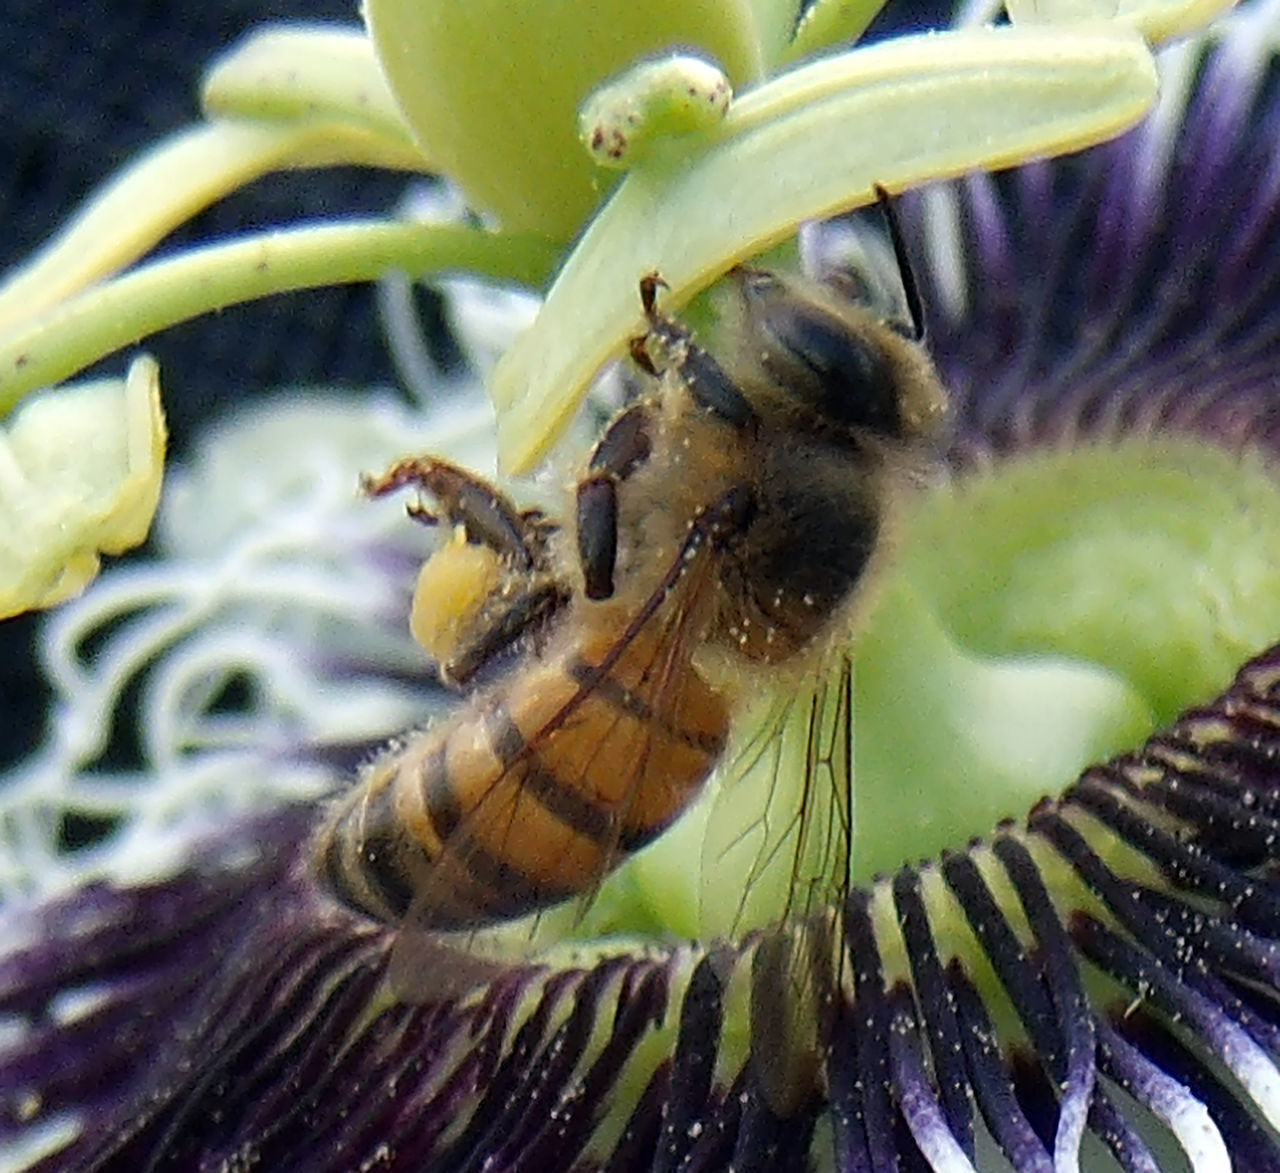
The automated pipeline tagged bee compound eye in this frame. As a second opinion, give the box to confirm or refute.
[765,305,904,439]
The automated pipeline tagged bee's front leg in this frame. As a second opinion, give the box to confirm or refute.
[630,272,759,432]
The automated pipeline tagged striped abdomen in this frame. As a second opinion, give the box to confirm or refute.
[318,618,729,929]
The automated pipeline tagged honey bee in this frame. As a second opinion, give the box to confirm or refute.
[316,203,947,935]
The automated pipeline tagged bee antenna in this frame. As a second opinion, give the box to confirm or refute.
[873,184,925,344]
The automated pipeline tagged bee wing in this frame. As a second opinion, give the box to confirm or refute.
[699,653,854,1117]
[387,530,728,1003]
[699,651,854,937]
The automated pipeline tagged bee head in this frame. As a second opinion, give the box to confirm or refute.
[730,268,947,445]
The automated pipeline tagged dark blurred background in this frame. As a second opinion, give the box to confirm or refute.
[0,0,410,772]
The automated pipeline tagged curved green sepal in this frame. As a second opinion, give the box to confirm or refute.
[0,121,431,344]
[201,25,422,152]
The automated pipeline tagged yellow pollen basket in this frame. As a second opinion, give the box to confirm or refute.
[409,526,505,666]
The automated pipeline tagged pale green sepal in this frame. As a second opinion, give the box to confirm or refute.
[0,122,430,342]
[201,25,422,153]
[580,55,732,169]
[493,25,1159,473]
[903,440,1280,726]
[0,356,166,619]
[362,0,767,239]
[0,223,559,416]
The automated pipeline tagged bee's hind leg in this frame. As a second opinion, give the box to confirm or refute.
[362,455,552,570]
[364,456,566,686]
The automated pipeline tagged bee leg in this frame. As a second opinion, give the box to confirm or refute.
[366,456,569,686]
[362,455,549,571]
[630,273,760,432]
[576,402,655,601]
[576,479,618,601]
[671,342,759,431]
[440,580,568,685]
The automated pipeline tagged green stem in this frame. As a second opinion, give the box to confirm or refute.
[0,221,559,414]
[0,122,431,337]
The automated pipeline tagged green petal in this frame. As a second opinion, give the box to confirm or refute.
[492,24,1159,473]
[847,580,1154,881]
[0,356,166,618]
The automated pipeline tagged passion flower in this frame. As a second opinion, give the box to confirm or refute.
[4,5,1280,1173]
